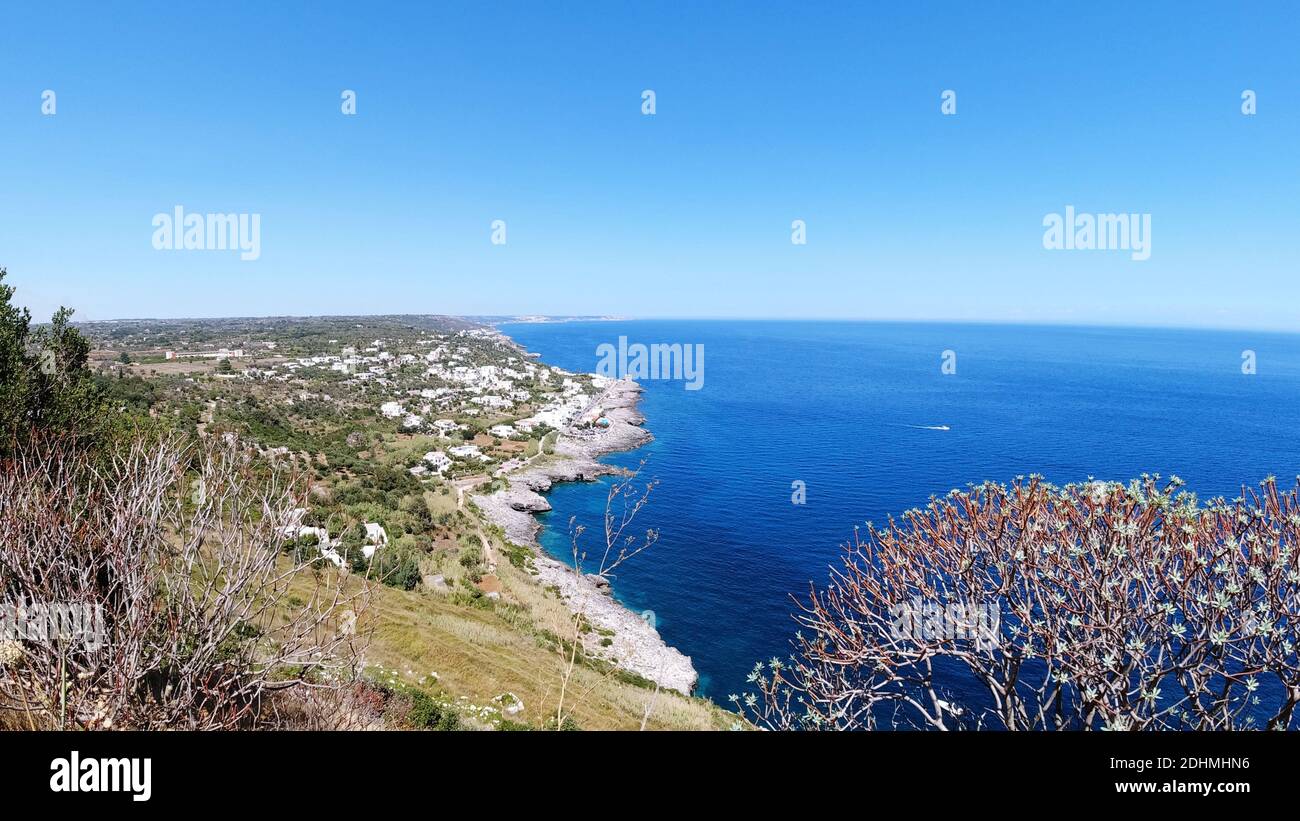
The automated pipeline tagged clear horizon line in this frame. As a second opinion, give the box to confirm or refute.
[60,312,1300,337]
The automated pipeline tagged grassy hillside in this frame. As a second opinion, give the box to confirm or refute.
[309,522,737,730]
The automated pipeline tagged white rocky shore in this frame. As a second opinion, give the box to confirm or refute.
[470,377,698,695]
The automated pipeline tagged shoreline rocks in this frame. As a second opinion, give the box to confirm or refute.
[470,377,699,695]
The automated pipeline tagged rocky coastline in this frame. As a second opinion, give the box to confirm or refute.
[470,377,699,695]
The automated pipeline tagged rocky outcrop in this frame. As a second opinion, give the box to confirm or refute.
[533,554,697,695]
[471,379,652,551]
[469,377,698,695]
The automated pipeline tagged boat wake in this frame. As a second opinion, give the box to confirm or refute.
[903,424,951,431]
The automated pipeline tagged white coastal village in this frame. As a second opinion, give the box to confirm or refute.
[251,327,620,566]
[68,315,702,711]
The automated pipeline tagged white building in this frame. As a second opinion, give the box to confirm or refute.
[472,394,512,409]
[433,419,462,434]
[362,523,389,559]
[423,451,452,473]
[449,444,489,462]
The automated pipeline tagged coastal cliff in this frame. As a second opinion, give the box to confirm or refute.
[471,378,699,696]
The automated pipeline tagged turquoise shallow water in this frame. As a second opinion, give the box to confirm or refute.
[500,319,1300,704]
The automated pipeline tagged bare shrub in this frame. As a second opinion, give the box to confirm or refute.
[737,475,1300,731]
[265,679,386,731]
[549,463,660,729]
[0,433,370,730]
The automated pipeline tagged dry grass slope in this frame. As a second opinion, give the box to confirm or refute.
[294,527,736,731]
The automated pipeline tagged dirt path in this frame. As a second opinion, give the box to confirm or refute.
[452,475,488,511]
[450,475,496,571]
[195,400,217,437]
[477,529,496,572]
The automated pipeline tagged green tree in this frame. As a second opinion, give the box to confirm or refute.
[0,267,103,454]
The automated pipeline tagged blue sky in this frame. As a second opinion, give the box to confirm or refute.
[1,1,1297,329]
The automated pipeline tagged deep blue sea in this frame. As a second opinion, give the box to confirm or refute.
[499,320,1300,704]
